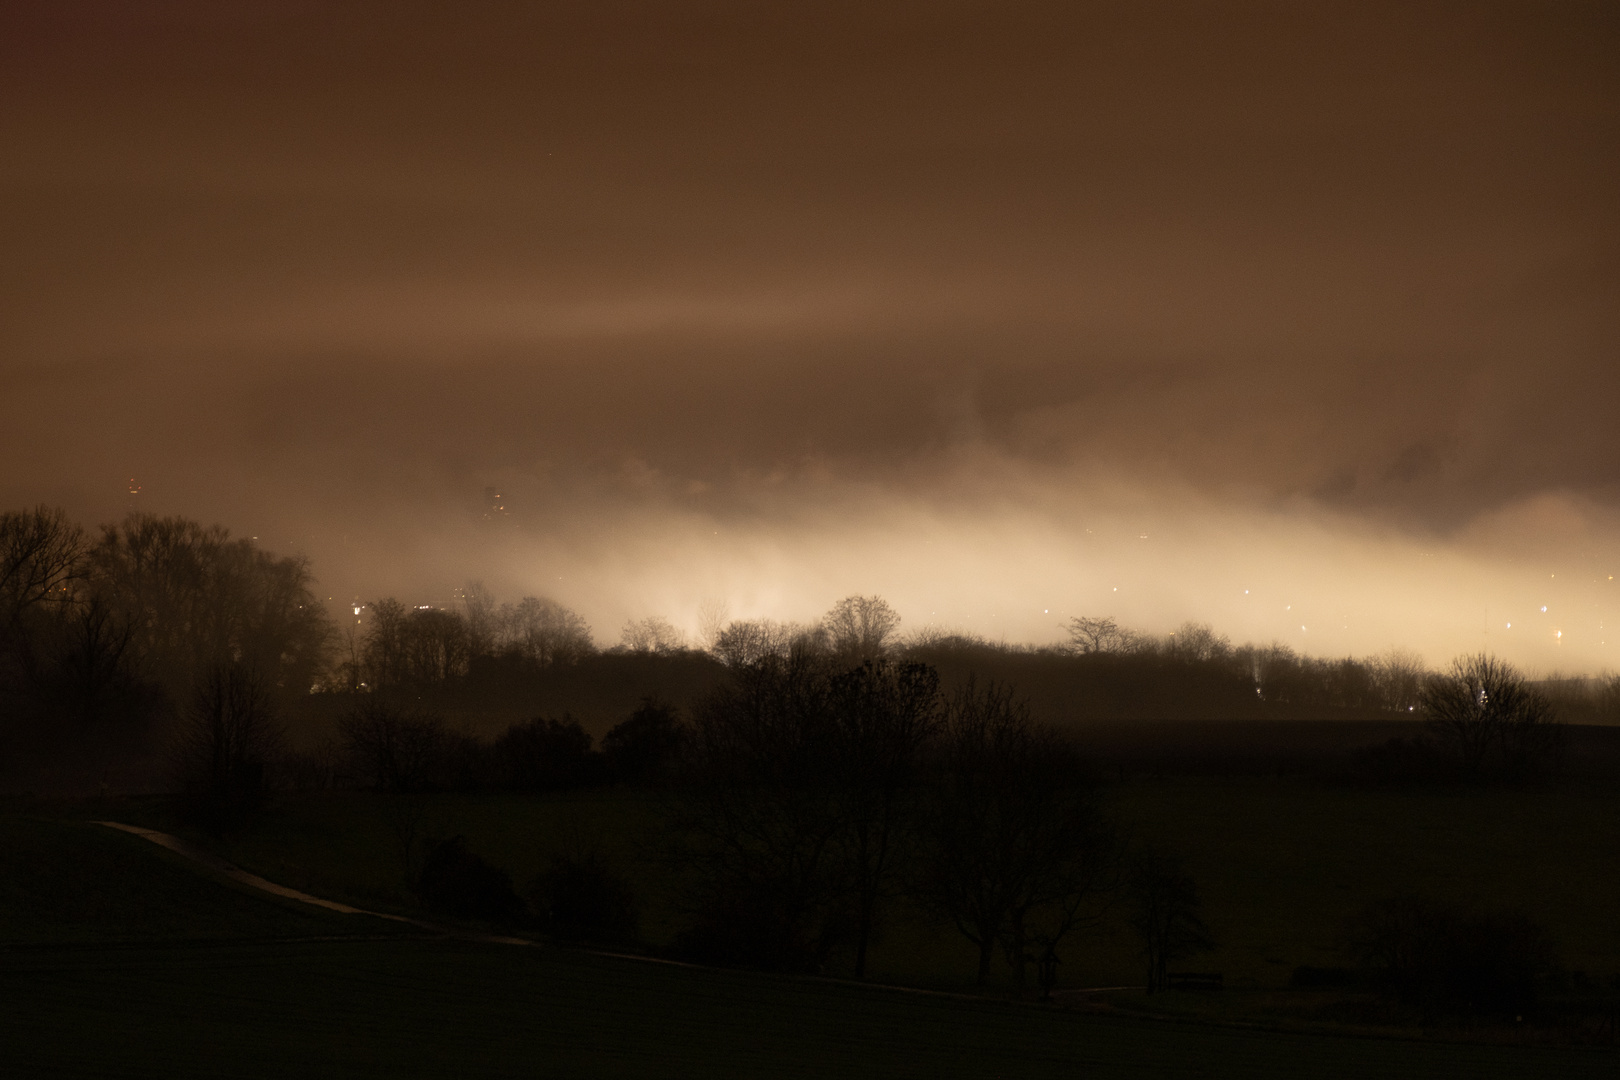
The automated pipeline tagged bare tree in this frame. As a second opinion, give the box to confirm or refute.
[173,663,283,827]
[670,645,846,969]
[1371,648,1427,713]
[0,506,87,626]
[496,596,594,666]
[823,595,901,662]
[400,607,470,686]
[697,598,730,651]
[1127,851,1214,993]
[1602,672,1620,724]
[621,615,685,654]
[340,698,451,884]
[461,580,499,657]
[828,659,941,978]
[1234,642,1294,701]
[51,597,138,727]
[1422,654,1562,780]
[916,679,1114,987]
[1065,616,1124,655]
[93,515,331,699]
[712,618,796,667]
[1167,621,1231,663]
[363,598,410,690]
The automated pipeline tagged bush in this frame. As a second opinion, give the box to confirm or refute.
[530,848,638,944]
[496,716,606,791]
[601,698,688,784]
[416,835,526,924]
[1347,895,1559,1020]
[340,700,450,792]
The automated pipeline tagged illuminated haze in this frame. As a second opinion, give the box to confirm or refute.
[3,2,1617,671]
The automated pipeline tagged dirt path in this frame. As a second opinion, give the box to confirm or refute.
[94,820,534,945]
[89,820,984,993]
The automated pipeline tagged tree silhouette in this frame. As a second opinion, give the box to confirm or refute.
[1065,616,1124,655]
[1126,851,1213,993]
[828,659,940,978]
[621,615,685,654]
[601,698,688,784]
[173,662,283,828]
[1423,654,1562,781]
[917,679,1113,986]
[671,644,845,970]
[823,595,901,662]
[93,514,331,700]
[0,506,86,626]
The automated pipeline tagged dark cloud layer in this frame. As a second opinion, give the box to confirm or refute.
[3,2,1617,664]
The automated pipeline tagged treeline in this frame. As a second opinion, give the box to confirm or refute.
[339,649,1174,993]
[0,508,329,786]
[5,505,1612,795]
[341,642,1581,1019]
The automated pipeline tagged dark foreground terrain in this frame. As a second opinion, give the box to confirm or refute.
[2,813,1615,1078]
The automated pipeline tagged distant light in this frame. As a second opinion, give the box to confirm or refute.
[1506,622,1511,629]
[1301,625,1307,631]
[1244,590,1249,594]
[1541,605,1548,612]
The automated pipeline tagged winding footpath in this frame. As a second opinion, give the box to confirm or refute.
[93,820,533,945]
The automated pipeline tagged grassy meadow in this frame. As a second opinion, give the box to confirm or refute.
[4,807,1618,1078]
[78,771,1620,996]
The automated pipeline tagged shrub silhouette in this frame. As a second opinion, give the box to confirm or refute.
[417,835,525,924]
[1347,895,1558,1020]
[497,716,604,791]
[530,848,638,944]
[601,698,688,784]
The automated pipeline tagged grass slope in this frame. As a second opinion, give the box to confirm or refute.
[2,806,1614,1077]
[5,939,1616,1079]
[0,814,403,944]
[98,777,1620,992]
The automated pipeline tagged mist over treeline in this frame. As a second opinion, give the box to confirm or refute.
[4,506,1619,797]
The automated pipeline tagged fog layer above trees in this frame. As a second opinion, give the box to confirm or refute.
[3,506,1618,797]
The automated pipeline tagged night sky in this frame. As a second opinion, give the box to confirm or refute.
[3,2,1617,668]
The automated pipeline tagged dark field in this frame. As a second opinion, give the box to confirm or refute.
[2,814,1615,1079]
[82,767,1620,992]
[9,714,1620,1073]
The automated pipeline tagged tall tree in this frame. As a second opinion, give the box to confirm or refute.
[173,662,283,827]
[671,644,845,970]
[823,595,901,662]
[1065,615,1124,655]
[1423,653,1562,780]
[496,596,594,666]
[828,659,941,978]
[916,679,1114,986]
[1127,851,1214,993]
[0,506,87,627]
[92,515,332,701]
